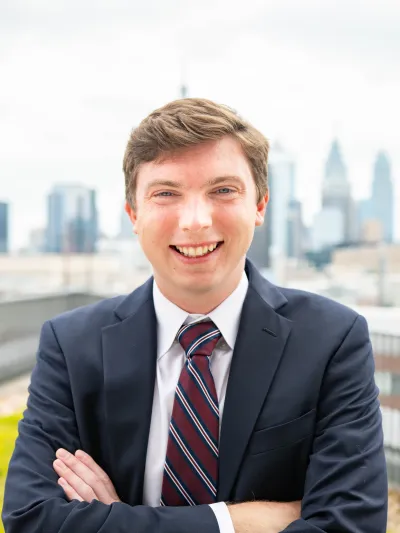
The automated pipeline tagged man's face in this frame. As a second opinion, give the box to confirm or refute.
[126,136,268,301]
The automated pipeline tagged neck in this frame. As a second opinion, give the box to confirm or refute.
[155,263,245,314]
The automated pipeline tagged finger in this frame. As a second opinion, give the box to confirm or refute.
[74,450,110,482]
[58,477,84,502]
[74,450,119,499]
[53,459,97,503]
[56,450,100,492]
[55,449,113,503]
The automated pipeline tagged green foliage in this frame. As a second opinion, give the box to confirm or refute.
[0,413,22,533]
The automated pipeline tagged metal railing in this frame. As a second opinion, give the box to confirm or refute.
[370,332,400,488]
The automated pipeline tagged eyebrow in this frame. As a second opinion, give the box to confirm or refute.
[207,176,244,186]
[145,175,244,192]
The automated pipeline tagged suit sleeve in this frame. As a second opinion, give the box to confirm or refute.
[281,314,388,533]
[1,320,219,533]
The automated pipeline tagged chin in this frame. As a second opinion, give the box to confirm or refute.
[177,271,216,287]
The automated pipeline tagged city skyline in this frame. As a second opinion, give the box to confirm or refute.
[0,139,398,252]
[1,138,396,260]
[46,184,98,254]
[1,1,400,248]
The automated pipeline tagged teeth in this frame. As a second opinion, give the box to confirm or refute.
[175,243,220,257]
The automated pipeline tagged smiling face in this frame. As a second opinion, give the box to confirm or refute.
[126,135,268,312]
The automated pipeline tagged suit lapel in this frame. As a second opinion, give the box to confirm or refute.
[218,263,293,501]
[101,261,292,504]
[102,279,157,505]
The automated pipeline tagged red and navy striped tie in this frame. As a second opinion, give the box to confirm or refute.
[160,320,222,506]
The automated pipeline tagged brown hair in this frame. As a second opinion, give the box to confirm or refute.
[123,98,269,208]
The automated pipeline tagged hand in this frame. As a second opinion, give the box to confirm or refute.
[53,448,121,505]
[228,500,301,533]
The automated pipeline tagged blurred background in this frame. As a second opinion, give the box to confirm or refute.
[1,0,400,530]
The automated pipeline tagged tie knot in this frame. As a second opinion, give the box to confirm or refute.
[178,320,222,359]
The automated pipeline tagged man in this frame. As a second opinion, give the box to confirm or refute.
[2,98,387,532]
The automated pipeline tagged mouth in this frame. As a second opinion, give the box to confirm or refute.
[170,241,223,259]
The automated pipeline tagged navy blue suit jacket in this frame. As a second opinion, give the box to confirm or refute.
[2,260,387,532]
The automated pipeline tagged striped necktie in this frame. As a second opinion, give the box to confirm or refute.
[160,320,222,506]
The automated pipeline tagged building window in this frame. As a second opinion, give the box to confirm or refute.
[375,372,392,395]
[382,407,400,450]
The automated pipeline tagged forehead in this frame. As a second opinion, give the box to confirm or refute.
[136,137,253,191]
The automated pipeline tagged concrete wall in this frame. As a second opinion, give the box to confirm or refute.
[0,253,151,299]
[0,293,103,342]
[0,293,104,383]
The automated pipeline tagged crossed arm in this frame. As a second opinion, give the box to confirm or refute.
[53,446,300,533]
[1,320,299,533]
[2,315,388,532]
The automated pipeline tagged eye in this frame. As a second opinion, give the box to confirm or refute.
[215,187,234,194]
[154,191,175,197]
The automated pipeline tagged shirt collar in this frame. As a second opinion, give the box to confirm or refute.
[153,271,249,360]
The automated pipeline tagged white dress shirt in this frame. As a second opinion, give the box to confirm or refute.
[142,272,249,533]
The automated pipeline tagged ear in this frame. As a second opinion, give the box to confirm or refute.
[255,190,269,227]
[125,201,138,234]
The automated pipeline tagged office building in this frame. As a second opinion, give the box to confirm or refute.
[268,143,296,257]
[0,202,9,253]
[312,207,344,251]
[321,140,356,243]
[287,199,304,260]
[46,185,98,253]
[371,152,394,243]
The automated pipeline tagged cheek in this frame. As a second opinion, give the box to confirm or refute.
[218,203,257,228]
[225,208,258,248]
[138,209,176,240]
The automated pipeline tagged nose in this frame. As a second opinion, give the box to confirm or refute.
[179,197,212,232]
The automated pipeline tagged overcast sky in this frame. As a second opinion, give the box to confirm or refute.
[1,0,399,249]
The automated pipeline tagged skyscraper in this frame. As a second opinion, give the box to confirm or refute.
[119,203,133,239]
[312,207,344,251]
[247,143,296,269]
[286,199,304,260]
[247,203,272,270]
[321,140,356,243]
[0,201,9,253]
[46,185,98,253]
[268,143,296,257]
[371,152,394,242]
[357,198,375,240]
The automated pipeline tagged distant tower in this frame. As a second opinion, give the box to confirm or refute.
[0,201,9,253]
[180,83,188,98]
[179,58,188,98]
[46,184,98,253]
[247,143,296,269]
[247,208,271,270]
[287,199,304,260]
[371,152,394,242]
[269,142,296,257]
[321,139,356,243]
[119,203,133,239]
